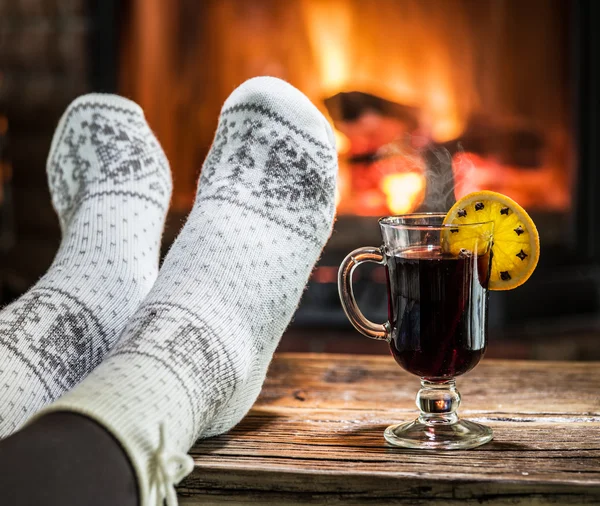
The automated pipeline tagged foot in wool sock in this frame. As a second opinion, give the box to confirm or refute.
[0,94,171,437]
[37,77,337,504]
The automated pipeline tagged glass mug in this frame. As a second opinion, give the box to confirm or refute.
[338,213,494,450]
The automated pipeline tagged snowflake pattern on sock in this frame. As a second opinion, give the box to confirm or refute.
[48,106,171,228]
[0,94,171,437]
[200,108,336,242]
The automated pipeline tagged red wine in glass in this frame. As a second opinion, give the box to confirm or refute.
[385,246,491,379]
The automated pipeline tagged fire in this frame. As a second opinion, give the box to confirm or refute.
[302,0,465,216]
[301,0,469,143]
[121,0,573,216]
[334,187,342,208]
[332,128,350,155]
[380,172,426,215]
[452,152,570,211]
[302,0,352,96]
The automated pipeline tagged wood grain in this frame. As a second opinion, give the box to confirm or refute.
[179,354,600,505]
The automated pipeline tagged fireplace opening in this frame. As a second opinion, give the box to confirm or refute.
[116,0,584,345]
[120,0,572,226]
[113,0,592,349]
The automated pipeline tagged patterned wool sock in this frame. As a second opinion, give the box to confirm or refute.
[35,77,337,505]
[0,94,171,438]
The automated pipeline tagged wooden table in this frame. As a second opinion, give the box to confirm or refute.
[179,354,600,505]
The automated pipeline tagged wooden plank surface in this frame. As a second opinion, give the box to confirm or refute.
[179,354,600,504]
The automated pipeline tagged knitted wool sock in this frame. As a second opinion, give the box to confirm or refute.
[36,77,337,505]
[0,94,171,438]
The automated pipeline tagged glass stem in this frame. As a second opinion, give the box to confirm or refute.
[416,378,461,425]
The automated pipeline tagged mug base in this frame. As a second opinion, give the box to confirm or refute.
[384,418,493,450]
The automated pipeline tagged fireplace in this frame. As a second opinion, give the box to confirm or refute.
[118,0,573,216]
[107,0,599,337]
[2,0,600,356]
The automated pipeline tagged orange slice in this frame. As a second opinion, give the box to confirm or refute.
[442,191,540,291]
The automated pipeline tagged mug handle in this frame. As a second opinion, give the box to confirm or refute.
[338,246,391,341]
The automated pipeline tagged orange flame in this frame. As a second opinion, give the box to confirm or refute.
[380,172,426,215]
[302,0,469,143]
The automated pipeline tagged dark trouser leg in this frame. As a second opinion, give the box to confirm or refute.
[0,413,138,506]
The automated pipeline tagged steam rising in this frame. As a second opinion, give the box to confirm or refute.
[375,138,477,213]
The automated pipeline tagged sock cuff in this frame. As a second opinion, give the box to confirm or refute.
[30,402,152,505]
[31,395,193,506]
[29,347,200,506]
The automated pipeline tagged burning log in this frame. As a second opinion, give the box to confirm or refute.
[325,91,420,131]
[446,115,569,210]
[324,91,455,214]
[452,115,547,169]
[324,91,421,158]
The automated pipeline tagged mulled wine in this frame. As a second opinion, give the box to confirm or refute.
[339,213,496,448]
[385,246,490,379]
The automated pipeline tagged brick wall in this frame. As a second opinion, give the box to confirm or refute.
[0,0,91,297]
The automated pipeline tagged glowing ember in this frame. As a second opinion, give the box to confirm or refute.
[332,128,350,155]
[452,152,569,211]
[380,172,426,215]
[335,146,428,215]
